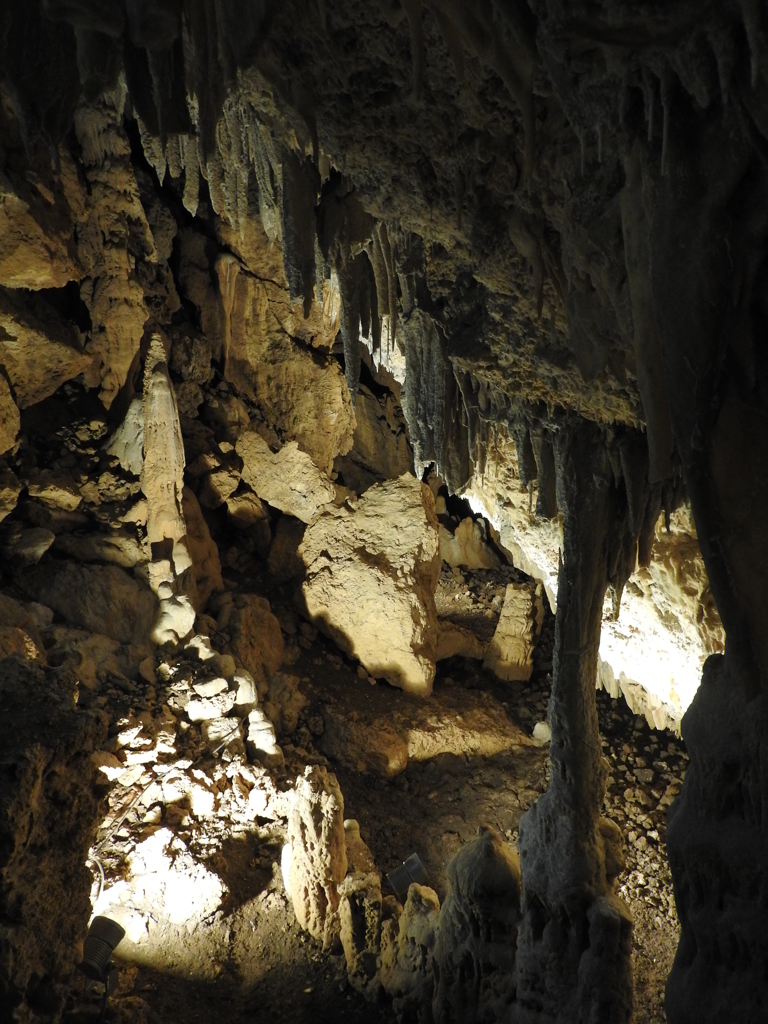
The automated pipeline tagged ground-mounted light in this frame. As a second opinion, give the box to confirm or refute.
[79,915,125,1007]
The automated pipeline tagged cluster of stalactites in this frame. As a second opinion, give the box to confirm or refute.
[508,408,688,615]
[541,0,767,182]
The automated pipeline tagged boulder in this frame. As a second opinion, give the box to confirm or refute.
[53,528,147,568]
[43,626,151,690]
[18,561,157,645]
[483,582,545,682]
[435,566,545,682]
[211,592,284,690]
[282,767,348,948]
[300,474,441,695]
[24,469,82,511]
[0,287,92,408]
[0,524,55,566]
[236,430,336,523]
[267,515,306,582]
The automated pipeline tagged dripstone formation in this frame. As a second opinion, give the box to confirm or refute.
[1,1,767,1022]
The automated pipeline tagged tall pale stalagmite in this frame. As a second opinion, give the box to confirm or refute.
[141,331,196,644]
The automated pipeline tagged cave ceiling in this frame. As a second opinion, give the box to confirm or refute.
[5,0,761,445]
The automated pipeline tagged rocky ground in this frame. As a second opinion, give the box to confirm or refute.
[55,588,684,1024]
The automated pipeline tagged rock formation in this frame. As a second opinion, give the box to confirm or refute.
[1,0,767,1019]
[300,473,441,695]
[282,766,348,950]
[0,659,106,1019]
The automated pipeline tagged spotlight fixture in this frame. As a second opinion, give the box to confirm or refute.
[386,852,430,903]
[79,915,125,1003]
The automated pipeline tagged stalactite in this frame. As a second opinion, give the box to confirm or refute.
[660,71,672,177]
[434,8,464,81]
[338,253,364,403]
[214,253,240,371]
[738,0,762,89]
[642,68,656,143]
[402,0,425,101]
[377,222,399,349]
[281,148,320,318]
[512,422,537,488]
[401,310,470,492]
[530,425,558,519]
[620,143,675,482]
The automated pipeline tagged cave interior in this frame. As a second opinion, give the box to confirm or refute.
[0,2,767,1023]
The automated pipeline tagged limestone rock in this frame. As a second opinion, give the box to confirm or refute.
[432,828,521,1024]
[435,565,542,671]
[212,592,284,690]
[181,487,223,610]
[25,469,82,511]
[339,820,382,990]
[0,459,21,520]
[300,474,441,695]
[201,392,251,443]
[0,170,81,289]
[319,683,529,778]
[282,767,348,948]
[0,376,19,455]
[262,671,308,736]
[54,528,147,568]
[379,883,440,1020]
[198,453,242,510]
[18,561,157,645]
[483,582,545,682]
[0,524,54,566]
[0,659,106,1019]
[334,384,411,493]
[237,431,336,523]
[226,488,269,529]
[43,626,151,690]
[105,397,144,476]
[151,593,196,645]
[0,287,92,408]
[0,593,46,662]
[439,517,501,570]
[267,515,306,582]
[246,707,283,765]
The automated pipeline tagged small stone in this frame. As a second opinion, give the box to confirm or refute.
[357,665,368,680]
[532,721,551,745]
[192,677,229,698]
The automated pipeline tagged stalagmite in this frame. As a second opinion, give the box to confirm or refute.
[141,332,196,644]
[516,421,633,1024]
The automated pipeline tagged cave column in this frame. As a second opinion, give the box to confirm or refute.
[515,420,633,1024]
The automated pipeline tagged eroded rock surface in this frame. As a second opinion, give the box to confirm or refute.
[237,430,336,524]
[282,766,348,949]
[0,659,106,1020]
[300,474,441,695]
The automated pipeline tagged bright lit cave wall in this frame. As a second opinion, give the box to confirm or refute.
[1,2,768,1024]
